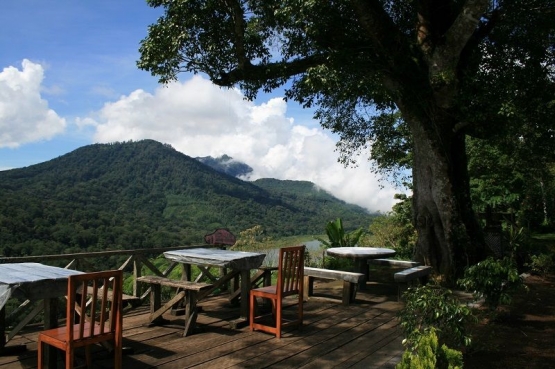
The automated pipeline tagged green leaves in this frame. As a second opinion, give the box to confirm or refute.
[398,285,475,351]
[458,257,527,310]
[317,217,365,248]
[526,253,555,276]
[397,328,464,369]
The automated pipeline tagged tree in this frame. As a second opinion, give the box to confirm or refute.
[467,136,555,231]
[138,1,555,280]
[366,195,416,259]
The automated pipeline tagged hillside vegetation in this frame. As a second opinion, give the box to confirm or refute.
[0,140,376,257]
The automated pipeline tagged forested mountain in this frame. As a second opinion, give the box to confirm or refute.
[0,140,375,257]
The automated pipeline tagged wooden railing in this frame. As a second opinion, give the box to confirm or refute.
[1,243,281,348]
[0,244,224,298]
[0,244,228,344]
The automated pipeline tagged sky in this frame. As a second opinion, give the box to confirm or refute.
[0,0,401,213]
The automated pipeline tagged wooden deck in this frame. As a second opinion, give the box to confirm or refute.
[1,280,404,368]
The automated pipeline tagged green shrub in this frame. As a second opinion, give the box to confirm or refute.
[396,329,464,369]
[316,218,365,248]
[458,256,527,310]
[364,195,416,259]
[323,254,354,271]
[526,253,555,276]
[398,284,474,350]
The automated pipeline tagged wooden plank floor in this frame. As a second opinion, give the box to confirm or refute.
[0,280,404,368]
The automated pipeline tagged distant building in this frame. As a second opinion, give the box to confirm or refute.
[204,228,236,246]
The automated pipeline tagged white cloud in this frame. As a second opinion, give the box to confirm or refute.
[86,75,399,213]
[0,60,66,148]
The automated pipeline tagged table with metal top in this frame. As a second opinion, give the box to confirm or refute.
[326,247,396,290]
[163,248,266,327]
[0,262,83,364]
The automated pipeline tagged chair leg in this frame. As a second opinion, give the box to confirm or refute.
[249,293,255,331]
[37,340,43,369]
[85,345,91,368]
[275,299,282,339]
[271,299,277,320]
[114,341,122,369]
[66,347,74,369]
[298,294,303,327]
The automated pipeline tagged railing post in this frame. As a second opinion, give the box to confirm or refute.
[133,257,142,298]
[181,264,191,281]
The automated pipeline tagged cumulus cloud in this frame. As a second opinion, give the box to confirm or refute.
[85,75,399,212]
[0,59,66,148]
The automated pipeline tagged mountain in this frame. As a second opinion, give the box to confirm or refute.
[0,140,375,258]
[196,154,253,177]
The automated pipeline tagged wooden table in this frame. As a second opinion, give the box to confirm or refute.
[0,263,83,366]
[163,248,266,328]
[326,247,396,290]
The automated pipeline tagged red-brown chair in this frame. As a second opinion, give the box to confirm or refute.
[249,245,305,338]
[37,270,123,369]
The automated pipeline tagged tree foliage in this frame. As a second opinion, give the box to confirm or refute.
[468,137,555,230]
[364,194,416,259]
[138,1,555,279]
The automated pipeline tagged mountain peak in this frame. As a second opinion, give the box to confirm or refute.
[196,155,253,178]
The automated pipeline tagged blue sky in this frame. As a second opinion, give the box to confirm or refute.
[0,0,399,212]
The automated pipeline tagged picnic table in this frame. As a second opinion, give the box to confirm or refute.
[326,247,396,289]
[0,263,83,366]
[163,248,265,327]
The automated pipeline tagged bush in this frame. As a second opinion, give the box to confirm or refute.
[396,328,464,369]
[526,253,555,276]
[398,284,474,350]
[322,254,354,271]
[365,214,415,259]
[458,256,527,310]
[317,218,365,248]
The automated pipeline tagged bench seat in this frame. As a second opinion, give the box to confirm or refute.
[394,266,433,300]
[137,276,213,336]
[368,258,422,268]
[303,267,364,305]
[85,286,140,305]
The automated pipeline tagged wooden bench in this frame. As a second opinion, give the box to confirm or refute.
[303,267,365,305]
[85,286,140,308]
[137,276,213,336]
[394,266,433,300]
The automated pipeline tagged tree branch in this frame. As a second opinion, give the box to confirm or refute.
[415,0,437,56]
[223,0,249,69]
[443,0,489,59]
[349,0,408,70]
[213,54,326,87]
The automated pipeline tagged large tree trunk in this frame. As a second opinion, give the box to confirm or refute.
[403,109,486,282]
[351,0,490,281]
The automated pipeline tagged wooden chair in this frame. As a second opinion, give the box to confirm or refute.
[249,245,305,338]
[37,270,123,369]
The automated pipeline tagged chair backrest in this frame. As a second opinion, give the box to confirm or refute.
[277,245,305,298]
[66,270,123,342]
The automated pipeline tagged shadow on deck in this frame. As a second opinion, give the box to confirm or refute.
[1,279,404,368]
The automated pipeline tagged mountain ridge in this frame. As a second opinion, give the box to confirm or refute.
[0,140,375,258]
